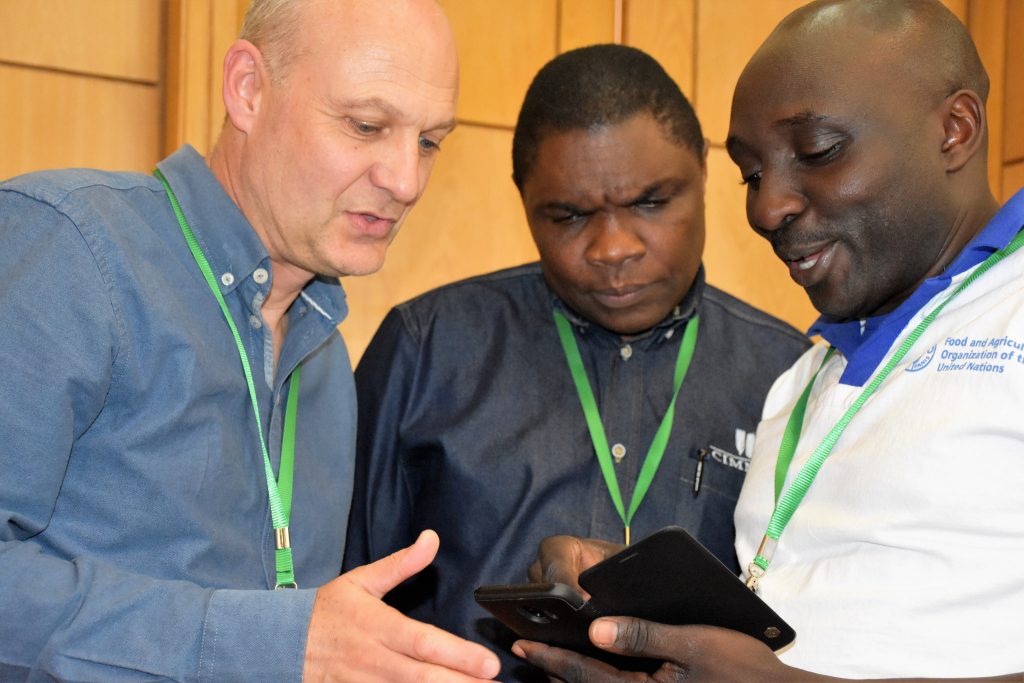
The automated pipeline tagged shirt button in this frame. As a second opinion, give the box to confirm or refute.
[253,268,269,284]
[611,443,627,462]
[221,272,235,286]
[250,315,262,329]
[620,344,633,361]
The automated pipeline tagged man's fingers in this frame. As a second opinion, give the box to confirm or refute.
[529,535,623,596]
[345,529,440,598]
[527,557,545,583]
[373,658,500,683]
[591,617,707,662]
[381,604,500,679]
[513,639,644,683]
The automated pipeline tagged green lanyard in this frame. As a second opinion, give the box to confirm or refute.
[554,309,699,545]
[746,227,1024,592]
[155,169,301,589]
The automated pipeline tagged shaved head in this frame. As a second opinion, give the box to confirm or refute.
[240,0,453,84]
[763,0,988,104]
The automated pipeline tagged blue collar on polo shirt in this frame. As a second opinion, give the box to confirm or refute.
[810,188,1024,387]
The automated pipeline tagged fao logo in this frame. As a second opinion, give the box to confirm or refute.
[906,344,937,372]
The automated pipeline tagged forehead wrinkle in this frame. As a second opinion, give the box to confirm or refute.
[329,95,403,119]
[550,178,676,209]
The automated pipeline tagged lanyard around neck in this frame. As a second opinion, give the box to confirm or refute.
[154,169,301,589]
[747,227,1024,591]
[554,309,699,545]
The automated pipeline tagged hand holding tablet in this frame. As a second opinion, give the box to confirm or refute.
[475,526,794,670]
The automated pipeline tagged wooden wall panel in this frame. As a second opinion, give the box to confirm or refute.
[623,0,695,96]
[0,0,161,82]
[969,0,1007,199]
[559,0,617,51]
[1003,0,1024,163]
[441,0,557,127]
[1004,162,1024,203]
[0,64,160,178]
[704,147,818,332]
[694,1,806,145]
[164,0,248,157]
[164,0,215,156]
[339,125,538,358]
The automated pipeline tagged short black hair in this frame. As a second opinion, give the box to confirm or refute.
[512,43,704,190]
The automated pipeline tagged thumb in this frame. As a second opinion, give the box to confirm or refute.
[346,529,439,598]
[590,617,698,662]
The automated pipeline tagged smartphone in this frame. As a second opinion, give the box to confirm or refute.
[474,526,795,665]
[472,582,602,655]
[473,582,661,671]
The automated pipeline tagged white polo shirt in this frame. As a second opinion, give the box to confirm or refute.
[736,218,1024,677]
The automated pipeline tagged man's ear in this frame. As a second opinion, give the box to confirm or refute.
[940,89,986,173]
[222,39,266,134]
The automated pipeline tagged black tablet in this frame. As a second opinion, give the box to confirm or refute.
[474,526,794,667]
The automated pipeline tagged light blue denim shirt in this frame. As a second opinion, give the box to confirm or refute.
[0,146,356,681]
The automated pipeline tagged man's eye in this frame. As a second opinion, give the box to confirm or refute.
[740,172,761,191]
[551,210,587,224]
[632,197,666,210]
[799,142,842,164]
[350,120,380,135]
[418,136,440,153]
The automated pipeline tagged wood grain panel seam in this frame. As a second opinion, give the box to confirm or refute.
[614,0,623,43]
[0,59,159,88]
[620,0,630,43]
[691,0,699,109]
[556,0,563,53]
[453,119,515,132]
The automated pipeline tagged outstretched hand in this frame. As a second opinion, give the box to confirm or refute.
[303,529,501,682]
[513,618,815,683]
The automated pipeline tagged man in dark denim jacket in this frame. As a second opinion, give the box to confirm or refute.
[344,44,810,682]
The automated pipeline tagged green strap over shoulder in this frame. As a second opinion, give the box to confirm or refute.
[155,168,300,589]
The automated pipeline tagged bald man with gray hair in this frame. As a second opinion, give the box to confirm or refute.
[0,0,499,680]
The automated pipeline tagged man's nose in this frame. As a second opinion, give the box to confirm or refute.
[370,135,423,205]
[747,173,807,235]
[585,213,645,267]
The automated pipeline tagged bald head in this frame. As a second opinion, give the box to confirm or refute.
[761,0,987,105]
[240,0,455,84]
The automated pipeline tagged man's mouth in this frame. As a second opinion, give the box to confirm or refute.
[347,211,399,238]
[593,283,650,308]
[782,242,837,287]
[793,252,821,270]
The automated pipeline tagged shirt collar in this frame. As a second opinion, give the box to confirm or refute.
[810,187,1024,385]
[155,145,346,323]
